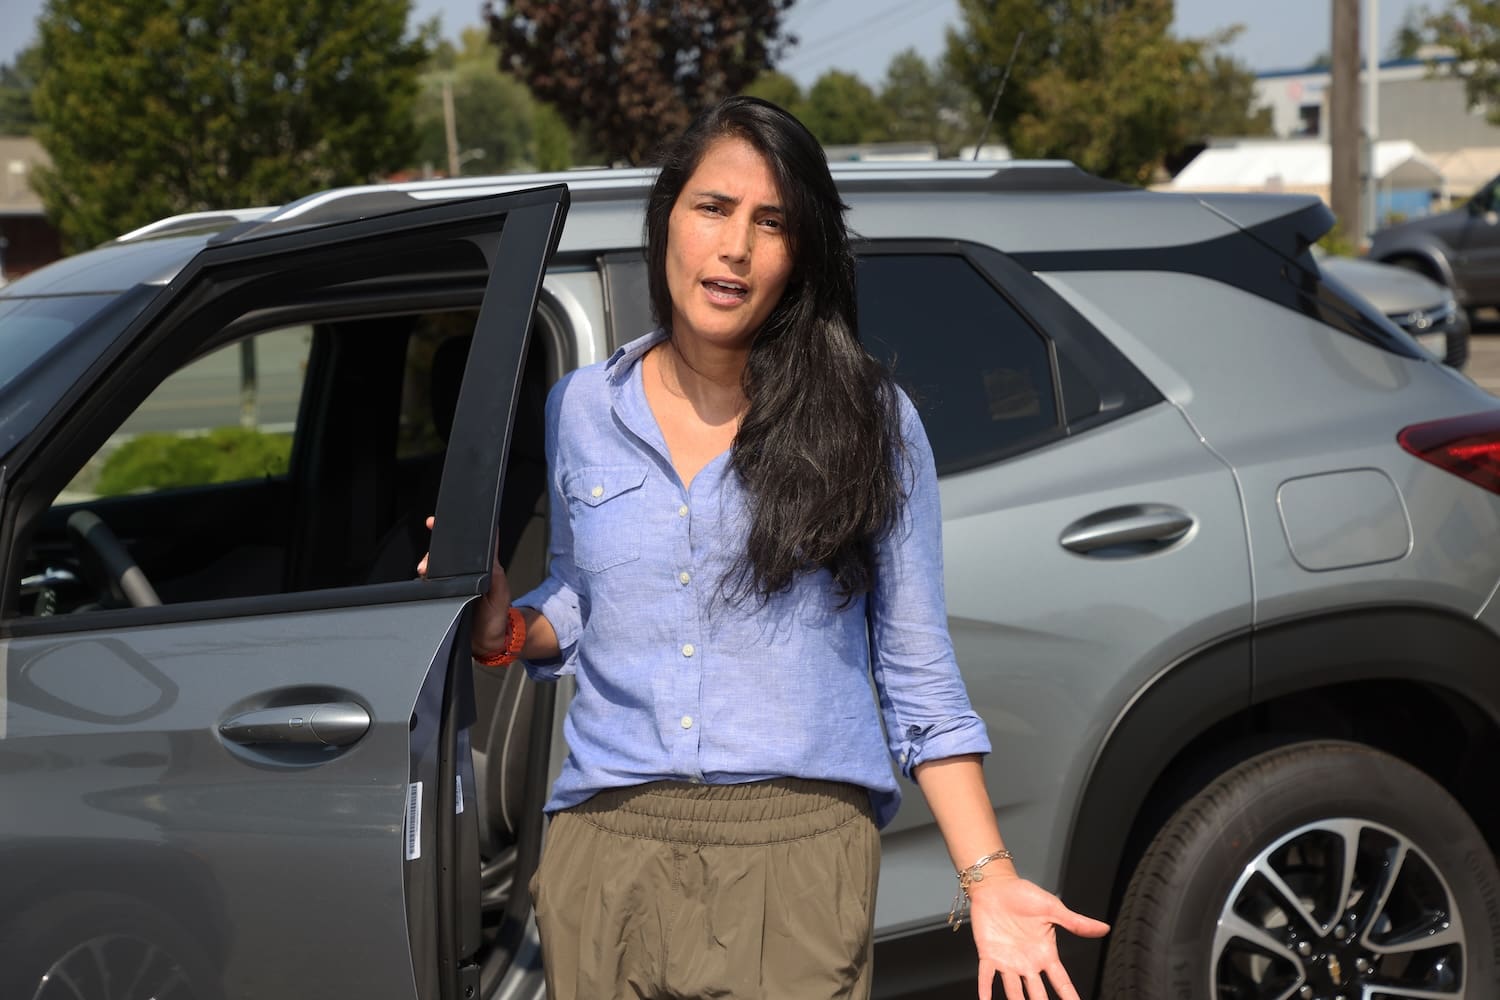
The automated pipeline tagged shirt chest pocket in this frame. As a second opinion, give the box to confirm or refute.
[564,465,649,573]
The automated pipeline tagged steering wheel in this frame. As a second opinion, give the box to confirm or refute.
[65,510,162,608]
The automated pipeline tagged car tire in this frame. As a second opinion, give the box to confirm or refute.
[1101,740,1500,999]
[0,891,220,1000]
[1447,305,1472,369]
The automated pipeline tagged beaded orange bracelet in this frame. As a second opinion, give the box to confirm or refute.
[475,607,526,667]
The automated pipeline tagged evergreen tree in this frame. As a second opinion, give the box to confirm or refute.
[32,0,429,250]
[0,44,42,136]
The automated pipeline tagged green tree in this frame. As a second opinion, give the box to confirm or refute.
[485,0,795,165]
[1430,1,1500,126]
[800,70,888,146]
[879,49,981,157]
[1391,8,1426,60]
[0,44,42,136]
[31,0,430,251]
[1185,33,1274,140]
[742,70,804,116]
[412,27,572,175]
[946,0,1267,183]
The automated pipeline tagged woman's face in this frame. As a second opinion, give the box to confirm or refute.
[665,136,794,351]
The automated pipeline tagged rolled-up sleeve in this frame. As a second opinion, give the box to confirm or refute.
[869,394,991,779]
[512,377,584,681]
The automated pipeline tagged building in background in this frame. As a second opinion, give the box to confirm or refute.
[0,136,61,282]
[1255,55,1500,200]
[1165,138,1444,222]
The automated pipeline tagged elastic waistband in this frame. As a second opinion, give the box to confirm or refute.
[564,779,872,846]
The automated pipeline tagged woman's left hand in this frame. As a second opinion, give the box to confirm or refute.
[967,873,1110,1000]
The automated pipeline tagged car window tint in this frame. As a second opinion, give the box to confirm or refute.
[57,327,312,503]
[857,254,1059,473]
[396,312,481,461]
[0,294,116,395]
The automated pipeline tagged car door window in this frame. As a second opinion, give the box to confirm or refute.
[857,253,1061,473]
[5,188,569,625]
[59,326,311,503]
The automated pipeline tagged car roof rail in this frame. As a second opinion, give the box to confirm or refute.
[161,159,1134,247]
[115,208,278,243]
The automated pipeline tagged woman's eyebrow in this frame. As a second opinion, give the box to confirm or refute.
[692,190,783,214]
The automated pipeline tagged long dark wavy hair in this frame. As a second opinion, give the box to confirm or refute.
[645,96,906,604]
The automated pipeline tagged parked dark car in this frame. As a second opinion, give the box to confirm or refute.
[1369,173,1500,319]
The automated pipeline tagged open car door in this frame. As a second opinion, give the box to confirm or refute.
[0,185,567,1000]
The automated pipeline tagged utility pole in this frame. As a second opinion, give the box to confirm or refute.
[1331,0,1362,246]
[443,79,461,178]
[1364,0,1381,238]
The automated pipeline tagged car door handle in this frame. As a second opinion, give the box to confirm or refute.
[1059,504,1195,555]
[219,702,371,747]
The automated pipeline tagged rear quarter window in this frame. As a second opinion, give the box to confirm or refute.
[857,253,1061,473]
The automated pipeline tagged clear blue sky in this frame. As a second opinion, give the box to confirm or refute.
[0,0,1430,80]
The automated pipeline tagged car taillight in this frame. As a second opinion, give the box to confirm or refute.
[1399,410,1500,495]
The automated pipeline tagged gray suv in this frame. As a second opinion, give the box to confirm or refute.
[4,161,1500,1000]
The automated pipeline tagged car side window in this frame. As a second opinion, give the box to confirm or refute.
[15,311,490,618]
[58,327,312,502]
[857,253,1060,474]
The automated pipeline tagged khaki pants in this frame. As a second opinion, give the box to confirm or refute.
[530,778,881,1000]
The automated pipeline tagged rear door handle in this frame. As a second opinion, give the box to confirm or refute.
[1059,504,1194,555]
[219,702,371,747]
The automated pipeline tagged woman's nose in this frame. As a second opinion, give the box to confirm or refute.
[718,220,752,261]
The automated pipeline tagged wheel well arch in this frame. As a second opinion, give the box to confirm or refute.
[0,843,231,968]
[1054,606,1500,998]
[1375,249,1455,290]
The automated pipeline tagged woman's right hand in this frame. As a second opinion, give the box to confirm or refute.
[417,516,513,658]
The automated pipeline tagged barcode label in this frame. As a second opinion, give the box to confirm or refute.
[404,781,423,861]
[455,774,464,815]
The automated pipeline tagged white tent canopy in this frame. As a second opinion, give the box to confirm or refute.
[1169,139,1443,191]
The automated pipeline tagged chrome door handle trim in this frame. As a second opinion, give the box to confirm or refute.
[1059,505,1194,554]
[219,702,371,747]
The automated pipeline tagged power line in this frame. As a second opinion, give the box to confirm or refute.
[781,0,949,72]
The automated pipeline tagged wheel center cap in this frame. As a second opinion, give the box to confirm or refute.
[1326,952,1345,986]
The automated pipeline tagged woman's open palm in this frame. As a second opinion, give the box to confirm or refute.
[969,876,1109,1000]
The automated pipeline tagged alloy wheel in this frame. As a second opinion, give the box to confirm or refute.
[28,933,197,1000]
[1212,817,1464,999]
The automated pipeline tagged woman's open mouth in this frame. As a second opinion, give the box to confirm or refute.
[702,278,748,305]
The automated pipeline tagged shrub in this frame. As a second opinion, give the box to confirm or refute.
[96,427,293,496]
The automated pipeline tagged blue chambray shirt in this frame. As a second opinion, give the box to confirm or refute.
[512,331,990,828]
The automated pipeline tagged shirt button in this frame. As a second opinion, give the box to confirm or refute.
[678,505,689,517]
[681,715,693,729]
[591,485,603,498]
[681,643,695,657]
[678,571,691,585]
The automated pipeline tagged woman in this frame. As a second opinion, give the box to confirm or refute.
[431,96,1108,1000]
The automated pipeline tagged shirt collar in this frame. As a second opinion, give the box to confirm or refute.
[605,329,668,385]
